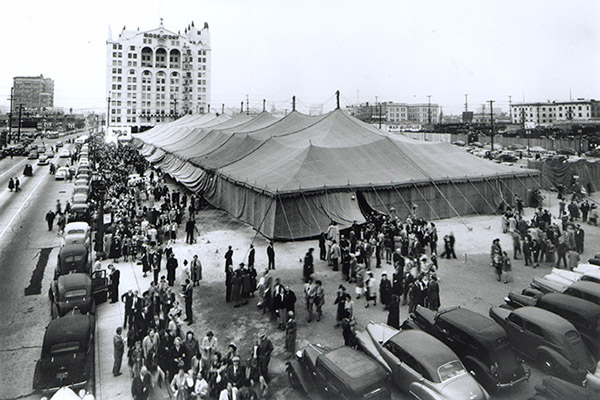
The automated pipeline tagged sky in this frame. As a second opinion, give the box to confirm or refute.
[1,0,599,114]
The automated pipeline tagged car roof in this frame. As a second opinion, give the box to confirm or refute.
[57,273,91,291]
[60,243,88,255]
[42,314,94,354]
[513,307,574,332]
[65,222,89,230]
[541,293,600,320]
[569,281,600,295]
[438,308,506,346]
[391,330,458,380]
[317,346,388,392]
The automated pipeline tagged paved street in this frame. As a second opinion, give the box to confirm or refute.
[0,135,80,400]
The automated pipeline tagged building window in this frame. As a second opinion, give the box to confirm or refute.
[155,48,167,68]
[141,47,153,67]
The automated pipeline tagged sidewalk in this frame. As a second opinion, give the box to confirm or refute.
[94,256,170,400]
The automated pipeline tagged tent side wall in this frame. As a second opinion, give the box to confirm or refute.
[201,175,277,238]
[359,175,540,222]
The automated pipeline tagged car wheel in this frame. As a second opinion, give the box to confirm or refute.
[287,368,301,389]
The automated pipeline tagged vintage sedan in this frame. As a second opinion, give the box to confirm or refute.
[528,374,600,400]
[48,272,107,318]
[68,203,91,224]
[402,306,529,392]
[531,279,600,307]
[489,306,596,383]
[286,343,391,399]
[56,243,90,278]
[63,222,90,247]
[55,167,69,180]
[33,313,95,394]
[356,323,489,400]
[504,292,600,358]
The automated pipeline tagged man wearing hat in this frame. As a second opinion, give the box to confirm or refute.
[285,311,297,353]
[257,331,273,382]
[224,356,245,388]
[303,248,314,282]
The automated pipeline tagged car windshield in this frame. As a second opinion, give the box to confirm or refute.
[437,361,466,382]
[64,289,87,299]
[50,341,80,354]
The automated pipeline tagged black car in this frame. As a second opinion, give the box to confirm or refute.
[528,374,600,400]
[286,344,391,399]
[68,203,91,224]
[56,244,90,278]
[49,271,108,318]
[531,279,600,307]
[504,292,600,357]
[489,306,596,384]
[402,306,529,392]
[33,313,95,394]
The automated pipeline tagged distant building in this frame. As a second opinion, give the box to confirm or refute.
[106,19,211,130]
[510,99,600,127]
[12,75,54,113]
[348,102,440,124]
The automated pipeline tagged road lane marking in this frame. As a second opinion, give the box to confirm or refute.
[0,171,47,241]
[0,158,27,179]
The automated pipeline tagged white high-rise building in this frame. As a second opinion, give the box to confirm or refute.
[106,19,211,131]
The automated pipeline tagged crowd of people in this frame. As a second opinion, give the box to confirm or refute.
[493,192,589,284]
[83,139,275,400]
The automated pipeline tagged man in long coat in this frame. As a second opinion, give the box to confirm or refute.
[379,272,392,309]
[166,253,178,286]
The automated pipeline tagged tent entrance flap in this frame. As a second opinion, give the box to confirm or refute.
[356,190,385,217]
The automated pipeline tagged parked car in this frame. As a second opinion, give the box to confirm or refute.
[504,292,600,358]
[55,167,69,180]
[33,313,95,394]
[72,193,88,205]
[48,272,107,318]
[73,185,90,196]
[45,149,55,158]
[489,306,596,383]
[28,150,39,159]
[356,323,489,400]
[59,149,70,158]
[528,374,600,400]
[402,306,529,392]
[55,244,90,278]
[68,203,90,224]
[63,222,90,247]
[556,148,577,156]
[286,343,391,399]
[530,279,600,306]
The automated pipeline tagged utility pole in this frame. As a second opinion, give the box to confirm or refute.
[508,95,513,121]
[263,99,266,112]
[240,101,243,113]
[106,94,111,132]
[292,96,296,112]
[221,104,224,114]
[378,102,382,129]
[8,87,13,144]
[489,100,495,154]
[246,94,249,115]
[464,94,468,112]
[16,104,24,142]
[427,95,432,126]
[335,90,340,109]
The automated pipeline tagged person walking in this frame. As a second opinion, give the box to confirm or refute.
[330,240,341,271]
[113,327,125,376]
[248,244,255,269]
[267,241,275,270]
[185,218,198,244]
[303,248,314,282]
[314,280,325,321]
[166,253,178,286]
[109,264,121,303]
[257,331,274,382]
[304,278,316,323]
[190,255,202,286]
[427,275,440,310]
[182,279,194,325]
[45,210,56,231]
[387,294,401,329]
[8,178,14,192]
[285,311,297,353]
[225,245,234,271]
[14,177,20,192]
[364,272,377,307]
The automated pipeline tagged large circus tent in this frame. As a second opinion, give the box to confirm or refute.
[133,108,541,240]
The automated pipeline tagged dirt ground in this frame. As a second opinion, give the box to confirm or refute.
[164,185,600,400]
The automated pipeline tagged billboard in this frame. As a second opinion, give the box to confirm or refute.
[106,126,132,144]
